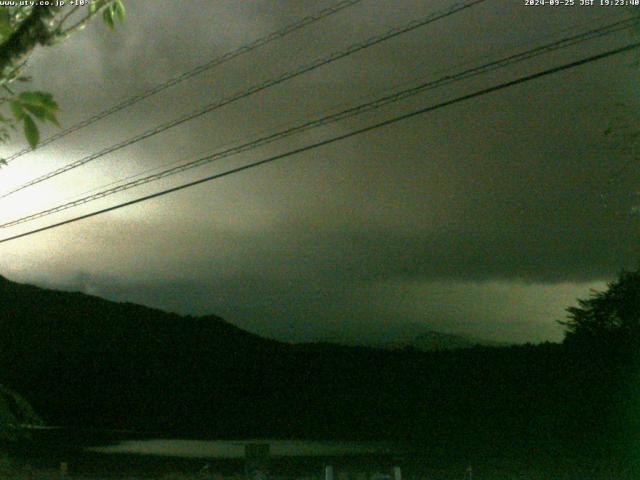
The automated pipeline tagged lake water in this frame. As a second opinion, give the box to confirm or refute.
[21,430,410,477]
[86,439,405,459]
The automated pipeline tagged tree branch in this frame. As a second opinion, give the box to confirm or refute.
[53,5,80,34]
[59,1,116,37]
[0,6,61,77]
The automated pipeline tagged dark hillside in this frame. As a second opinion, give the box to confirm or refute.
[0,275,633,471]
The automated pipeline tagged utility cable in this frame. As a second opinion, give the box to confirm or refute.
[1,16,636,229]
[0,0,486,199]
[1,40,637,244]
[2,0,365,164]
[53,10,636,207]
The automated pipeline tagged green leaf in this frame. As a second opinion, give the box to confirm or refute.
[113,0,126,21]
[103,7,114,29]
[0,9,12,41]
[18,91,44,103]
[22,103,48,120]
[23,115,39,149]
[18,91,57,110]
[89,0,103,14]
[44,111,60,127]
[9,100,24,121]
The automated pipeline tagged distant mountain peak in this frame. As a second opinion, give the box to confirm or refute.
[317,327,507,351]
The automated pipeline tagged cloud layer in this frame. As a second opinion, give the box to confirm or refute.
[0,1,637,342]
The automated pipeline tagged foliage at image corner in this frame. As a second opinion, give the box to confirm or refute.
[0,0,125,161]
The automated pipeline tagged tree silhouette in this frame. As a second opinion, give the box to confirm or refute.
[560,267,640,348]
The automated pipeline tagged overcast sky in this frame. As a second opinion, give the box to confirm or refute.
[0,0,638,344]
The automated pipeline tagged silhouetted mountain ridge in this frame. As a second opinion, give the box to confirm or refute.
[0,274,278,353]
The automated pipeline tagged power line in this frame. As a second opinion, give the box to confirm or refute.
[50,10,634,208]
[1,40,638,245]
[2,15,637,229]
[2,0,365,164]
[0,0,486,199]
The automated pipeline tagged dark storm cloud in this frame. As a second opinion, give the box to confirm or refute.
[1,0,638,342]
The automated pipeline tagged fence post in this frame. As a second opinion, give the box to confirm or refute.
[245,443,270,480]
[393,466,401,480]
[325,464,334,480]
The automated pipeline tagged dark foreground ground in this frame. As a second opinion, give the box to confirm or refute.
[2,448,638,480]
[2,426,638,480]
